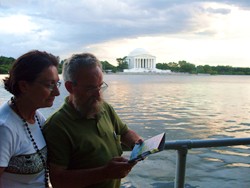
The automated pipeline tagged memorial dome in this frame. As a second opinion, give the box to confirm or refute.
[128,48,151,56]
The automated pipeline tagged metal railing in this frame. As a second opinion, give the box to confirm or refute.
[164,137,250,188]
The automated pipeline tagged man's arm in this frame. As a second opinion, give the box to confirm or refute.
[49,157,136,188]
[121,129,143,149]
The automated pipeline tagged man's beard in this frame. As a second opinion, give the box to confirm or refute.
[73,94,104,118]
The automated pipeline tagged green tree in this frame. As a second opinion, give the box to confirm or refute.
[116,56,128,72]
[196,65,205,74]
[203,65,212,74]
[178,60,196,73]
[156,63,170,70]
[0,56,15,64]
[100,61,116,73]
[168,62,180,72]
[0,56,15,73]
[0,64,12,74]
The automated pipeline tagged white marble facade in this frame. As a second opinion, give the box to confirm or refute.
[126,48,156,70]
[124,48,171,73]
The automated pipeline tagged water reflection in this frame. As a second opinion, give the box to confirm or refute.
[104,75,250,139]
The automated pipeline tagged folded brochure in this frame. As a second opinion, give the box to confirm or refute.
[129,132,165,163]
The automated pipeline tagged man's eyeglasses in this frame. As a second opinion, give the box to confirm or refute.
[36,81,61,91]
[75,81,108,93]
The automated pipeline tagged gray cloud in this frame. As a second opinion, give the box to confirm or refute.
[206,7,231,14]
[0,0,250,59]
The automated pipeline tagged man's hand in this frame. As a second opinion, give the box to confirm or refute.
[104,157,137,179]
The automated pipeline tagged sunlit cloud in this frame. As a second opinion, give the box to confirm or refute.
[0,14,38,34]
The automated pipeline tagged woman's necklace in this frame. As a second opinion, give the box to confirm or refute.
[10,97,49,188]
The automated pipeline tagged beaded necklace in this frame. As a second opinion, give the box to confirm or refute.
[10,97,49,188]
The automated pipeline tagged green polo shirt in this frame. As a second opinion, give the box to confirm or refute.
[43,97,129,188]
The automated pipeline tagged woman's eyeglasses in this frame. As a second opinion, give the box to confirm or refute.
[35,80,61,91]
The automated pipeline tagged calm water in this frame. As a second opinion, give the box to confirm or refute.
[1,74,250,188]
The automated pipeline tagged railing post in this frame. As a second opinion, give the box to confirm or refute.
[175,148,188,188]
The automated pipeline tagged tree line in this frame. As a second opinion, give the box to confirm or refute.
[0,56,127,74]
[156,60,250,75]
[1,55,250,75]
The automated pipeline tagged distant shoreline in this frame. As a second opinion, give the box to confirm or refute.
[104,72,250,76]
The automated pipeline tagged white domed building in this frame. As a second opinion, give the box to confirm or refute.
[124,48,171,73]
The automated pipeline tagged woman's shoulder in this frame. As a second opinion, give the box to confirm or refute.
[0,101,16,127]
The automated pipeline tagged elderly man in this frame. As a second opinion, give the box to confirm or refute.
[43,53,142,188]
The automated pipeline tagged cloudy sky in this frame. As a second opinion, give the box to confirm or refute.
[1,0,250,67]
